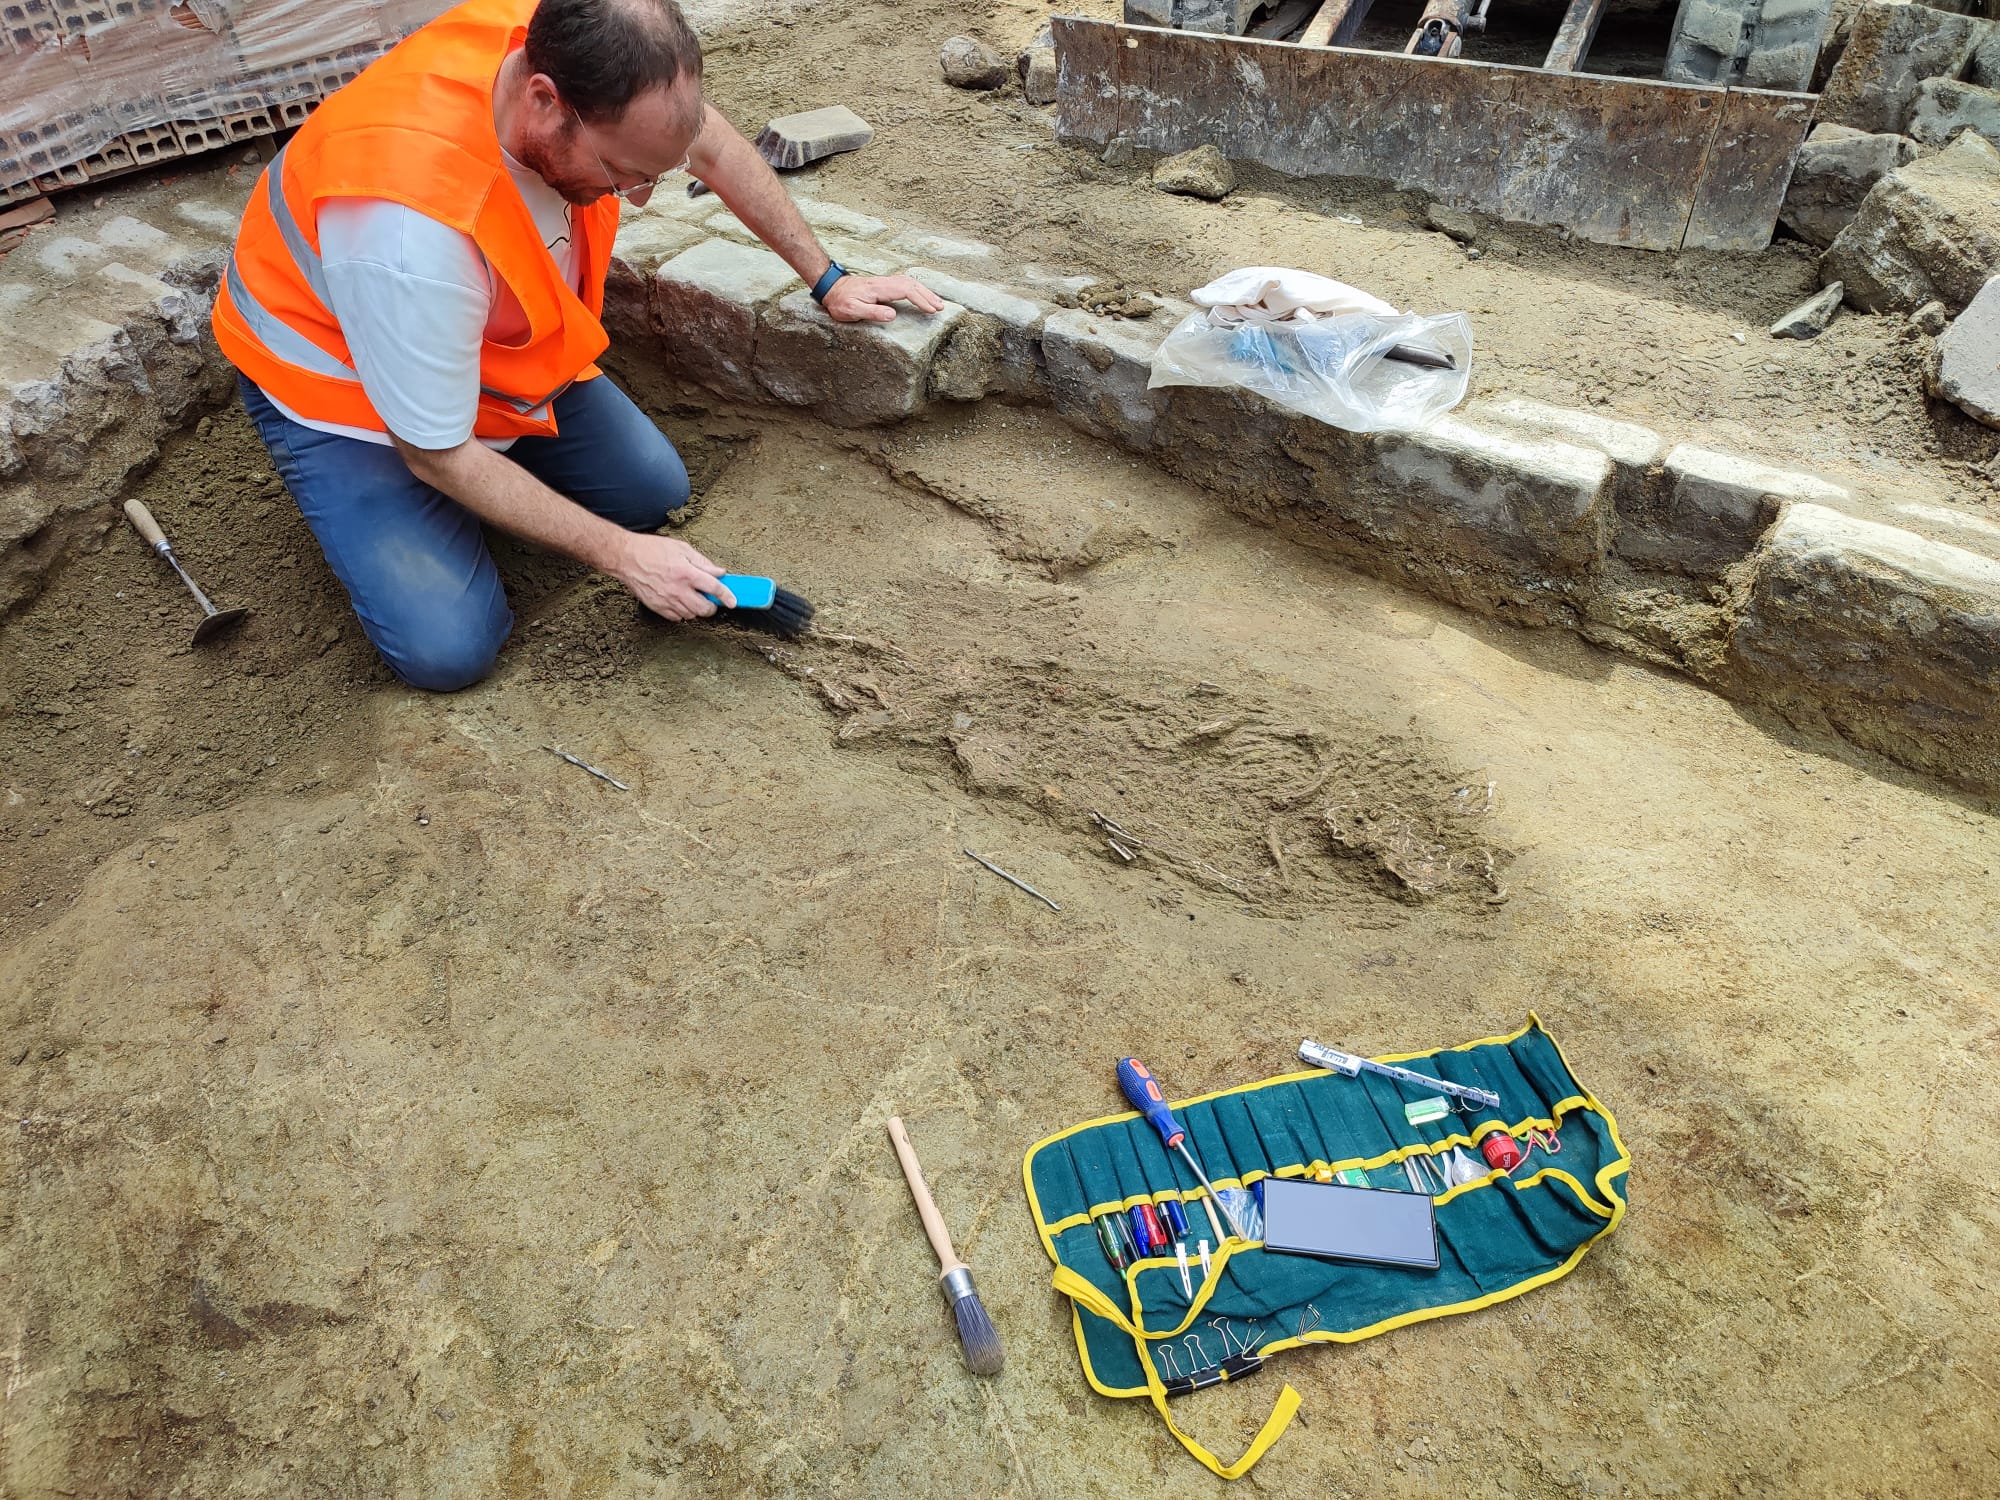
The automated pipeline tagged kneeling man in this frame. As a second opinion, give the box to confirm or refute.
[215,0,940,689]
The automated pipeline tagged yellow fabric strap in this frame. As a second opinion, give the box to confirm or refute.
[1051,1266,1301,1480]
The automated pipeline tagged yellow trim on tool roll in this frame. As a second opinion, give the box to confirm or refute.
[1020,1013,1633,1481]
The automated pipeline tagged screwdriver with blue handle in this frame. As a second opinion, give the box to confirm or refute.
[1118,1058,1245,1243]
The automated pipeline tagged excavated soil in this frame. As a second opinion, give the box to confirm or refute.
[5,3,2000,1497]
[5,382,1998,1497]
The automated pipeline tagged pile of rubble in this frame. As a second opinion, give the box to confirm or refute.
[1783,1,2000,424]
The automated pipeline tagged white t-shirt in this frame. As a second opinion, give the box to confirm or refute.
[267,149,580,452]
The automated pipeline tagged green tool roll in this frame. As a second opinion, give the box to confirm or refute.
[1021,1015,1631,1480]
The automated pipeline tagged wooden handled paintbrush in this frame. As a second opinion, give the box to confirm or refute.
[886,1116,1004,1376]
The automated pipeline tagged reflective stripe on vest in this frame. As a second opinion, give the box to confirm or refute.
[234,144,569,421]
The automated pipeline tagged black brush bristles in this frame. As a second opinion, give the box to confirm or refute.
[949,1283,1006,1376]
[715,584,815,639]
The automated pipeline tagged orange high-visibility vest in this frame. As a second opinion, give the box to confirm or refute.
[212,0,620,441]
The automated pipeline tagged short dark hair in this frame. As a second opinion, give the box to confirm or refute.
[525,0,703,124]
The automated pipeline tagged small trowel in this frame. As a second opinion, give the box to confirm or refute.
[123,499,250,645]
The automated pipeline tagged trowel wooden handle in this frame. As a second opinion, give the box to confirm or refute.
[123,499,169,550]
[886,1116,967,1277]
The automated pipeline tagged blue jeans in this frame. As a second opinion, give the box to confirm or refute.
[240,376,690,691]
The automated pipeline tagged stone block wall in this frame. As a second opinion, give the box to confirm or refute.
[3,177,1994,794]
[603,190,2000,790]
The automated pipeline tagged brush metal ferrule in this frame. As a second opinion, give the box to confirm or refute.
[940,1266,978,1305]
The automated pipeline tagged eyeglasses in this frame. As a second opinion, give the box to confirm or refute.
[569,104,686,203]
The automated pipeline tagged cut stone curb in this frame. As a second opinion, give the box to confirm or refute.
[1629,445,1852,577]
[596,192,2000,792]
[1823,132,2000,314]
[755,105,873,170]
[908,266,1049,399]
[1730,503,2000,788]
[1817,0,1990,136]
[1473,396,1667,545]
[1042,308,1175,449]
[754,292,963,426]
[1152,383,1613,620]
[1778,124,1916,250]
[605,215,709,345]
[1772,282,1843,338]
[1362,417,1615,586]
[791,198,888,239]
[1,201,240,618]
[1930,275,2000,427]
[651,239,801,403]
[890,229,997,263]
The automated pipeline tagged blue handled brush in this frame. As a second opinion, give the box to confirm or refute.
[704,573,815,638]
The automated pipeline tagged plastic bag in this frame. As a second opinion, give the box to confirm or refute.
[1148,307,1473,434]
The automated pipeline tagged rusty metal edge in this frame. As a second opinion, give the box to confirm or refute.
[1052,17,1814,254]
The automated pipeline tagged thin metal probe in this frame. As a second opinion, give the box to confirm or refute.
[961,848,1061,911]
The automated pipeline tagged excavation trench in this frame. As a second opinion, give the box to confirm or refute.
[1,356,1997,1497]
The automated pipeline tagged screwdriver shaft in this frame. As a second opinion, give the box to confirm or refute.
[1177,1142,1240,1241]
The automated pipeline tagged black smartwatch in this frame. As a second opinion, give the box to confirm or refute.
[809,260,847,305]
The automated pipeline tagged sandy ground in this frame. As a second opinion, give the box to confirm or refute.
[5,3,2000,1497]
[6,387,1999,1496]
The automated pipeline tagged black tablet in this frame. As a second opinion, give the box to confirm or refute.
[1261,1177,1441,1270]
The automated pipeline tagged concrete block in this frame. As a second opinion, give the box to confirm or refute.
[1729,504,2000,789]
[908,265,1048,399]
[791,197,888,239]
[755,105,873,170]
[1778,124,1917,249]
[1823,132,2000,314]
[1639,445,1851,576]
[753,291,962,426]
[1930,274,2000,427]
[652,239,801,401]
[1672,0,1750,64]
[1909,77,2000,148]
[1042,308,1174,449]
[1818,1,1989,135]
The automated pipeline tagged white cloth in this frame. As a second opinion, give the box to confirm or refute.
[1189,267,1397,327]
[265,149,580,452]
